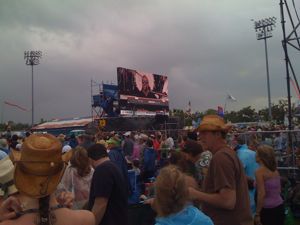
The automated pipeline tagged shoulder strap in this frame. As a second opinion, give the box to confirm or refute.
[15,208,39,218]
[71,167,75,194]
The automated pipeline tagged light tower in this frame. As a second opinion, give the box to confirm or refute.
[24,51,42,126]
[253,17,276,121]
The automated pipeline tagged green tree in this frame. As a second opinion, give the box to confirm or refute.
[205,109,217,115]
[237,106,256,122]
[258,99,289,123]
[224,111,239,123]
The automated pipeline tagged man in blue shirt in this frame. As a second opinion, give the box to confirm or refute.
[235,134,259,214]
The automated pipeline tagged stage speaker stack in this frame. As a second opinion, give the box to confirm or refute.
[154,114,169,123]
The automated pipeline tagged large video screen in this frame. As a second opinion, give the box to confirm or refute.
[117,67,169,116]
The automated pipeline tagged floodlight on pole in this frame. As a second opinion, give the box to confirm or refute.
[24,50,42,126]
[253,17,276,121]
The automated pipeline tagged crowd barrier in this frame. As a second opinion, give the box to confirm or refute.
[227,129,300,179]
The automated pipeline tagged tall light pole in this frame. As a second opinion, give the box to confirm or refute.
[253,17,276,121]
[24,51,42,126]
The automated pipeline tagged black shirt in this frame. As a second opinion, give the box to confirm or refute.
[88,160,128,225]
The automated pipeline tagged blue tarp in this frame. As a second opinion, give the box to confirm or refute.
[103,84,119,100]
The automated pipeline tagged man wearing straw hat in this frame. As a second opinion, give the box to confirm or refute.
[0,154,77,223]
[0,134,95,225]
[189,115,253,225]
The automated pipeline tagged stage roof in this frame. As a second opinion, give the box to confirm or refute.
[32,117,92,130]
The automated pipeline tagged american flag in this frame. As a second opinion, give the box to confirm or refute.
[227,94,237,102]
[217,106,224,117]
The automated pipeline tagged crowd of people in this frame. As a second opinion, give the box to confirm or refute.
[0,115,294,225]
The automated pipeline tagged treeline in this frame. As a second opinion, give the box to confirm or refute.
[0,122,30,132]
[171,99,296,126]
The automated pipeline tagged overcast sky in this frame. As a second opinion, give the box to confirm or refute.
[0,0,299,124]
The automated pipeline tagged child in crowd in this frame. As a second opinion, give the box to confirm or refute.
[153,166,213,225]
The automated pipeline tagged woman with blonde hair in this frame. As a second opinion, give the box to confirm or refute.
[0,134,94,225]
[153,165,213,225]
[254,145,285,225]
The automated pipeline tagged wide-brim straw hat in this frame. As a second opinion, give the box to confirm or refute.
[197,115,231,132]
[0,156,18,198]
[11,134,71,199]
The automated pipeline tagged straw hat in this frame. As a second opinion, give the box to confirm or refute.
[12,134,69,198]
[197,115,231,132]
[0,156,18,198]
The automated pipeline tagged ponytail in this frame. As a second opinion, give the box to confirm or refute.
[38,196,52,225]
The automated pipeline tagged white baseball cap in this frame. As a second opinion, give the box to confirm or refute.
[124,131,131,137]
[62,145,72,154]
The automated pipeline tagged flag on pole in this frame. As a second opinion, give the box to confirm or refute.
[227,93,237,102]
[217,106,224,117]
[4,101,28,112]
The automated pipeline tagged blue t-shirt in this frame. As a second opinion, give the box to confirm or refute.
[236,144,259,214]
[236,145,259,179]
[155,205,213,225]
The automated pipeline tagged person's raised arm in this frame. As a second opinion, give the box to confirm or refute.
[189,187,236,210]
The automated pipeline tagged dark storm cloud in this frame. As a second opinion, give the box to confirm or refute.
[0,0,299,123]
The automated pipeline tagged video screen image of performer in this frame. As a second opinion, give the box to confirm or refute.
[117,67,168,100]
[135,74,157,99]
